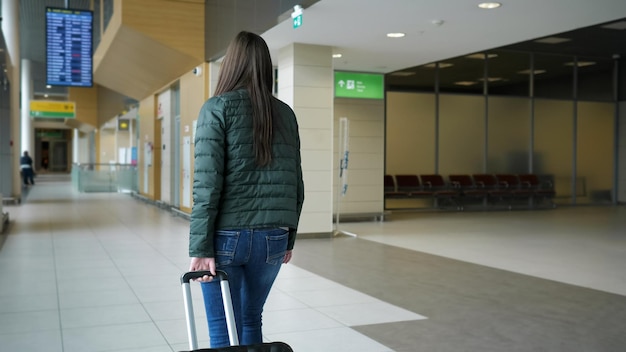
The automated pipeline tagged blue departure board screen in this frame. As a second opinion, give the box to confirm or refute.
[46,7,93,87]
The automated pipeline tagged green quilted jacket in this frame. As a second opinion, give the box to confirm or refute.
[189,89,305,258]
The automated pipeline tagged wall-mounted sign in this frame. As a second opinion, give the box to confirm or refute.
[30,101,76,119]
[334,71,384,99]
[118,119,130,131]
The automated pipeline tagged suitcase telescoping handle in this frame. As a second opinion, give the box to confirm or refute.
[181,270,240,350]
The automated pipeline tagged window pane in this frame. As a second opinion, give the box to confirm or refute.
[438,94,485,175]
[577,102,615,204]
[534,99,574,204]
[385,92,436,209]
[438,56,485,94]
[386,92,435,174]
[577,57,614,102]
[487,51,530,97]
[534,54,574,100]
[386,64,435,93]
[487,97,531,173]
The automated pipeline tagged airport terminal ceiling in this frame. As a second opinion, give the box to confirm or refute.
[385,18,626,94]
[6,1,626,100]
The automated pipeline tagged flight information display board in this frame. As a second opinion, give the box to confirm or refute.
[46,7,93,87]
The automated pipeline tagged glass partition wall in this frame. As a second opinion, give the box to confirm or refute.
[385,50,617,208]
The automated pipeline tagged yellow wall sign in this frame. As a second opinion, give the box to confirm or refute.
[30,101,76,119]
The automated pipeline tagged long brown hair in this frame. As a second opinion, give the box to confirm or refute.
[214,31,275,167]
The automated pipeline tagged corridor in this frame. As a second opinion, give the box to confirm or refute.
[1,175,625,351]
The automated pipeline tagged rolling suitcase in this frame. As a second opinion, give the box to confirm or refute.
[180,270,294,352]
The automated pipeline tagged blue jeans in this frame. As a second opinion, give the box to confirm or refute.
[201,228,288,348]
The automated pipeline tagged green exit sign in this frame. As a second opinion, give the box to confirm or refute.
[334,71,384,99]
[293,14,302,28]
[291,5,303,29]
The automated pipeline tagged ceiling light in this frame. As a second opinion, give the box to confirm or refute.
[534,37,571,44]
[477,77,503,82]
[478,2,501,9]
[423,62,454,69]
[466,53,499,59]
[46,85,51,89]
[517,69,546,75]
[602,21,626,30]
[390,71,416,77]
[454,81,478,86]
[387,32,405,38]
[332,54,342,58]
[564,61,596,67]
[44,94,49,98]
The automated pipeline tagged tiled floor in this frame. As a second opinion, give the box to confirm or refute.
[1,176,625,351]
[0,178,422,352]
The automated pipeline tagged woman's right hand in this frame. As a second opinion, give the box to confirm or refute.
[189,257,216,282]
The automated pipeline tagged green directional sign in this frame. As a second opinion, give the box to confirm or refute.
[334,71,384,99]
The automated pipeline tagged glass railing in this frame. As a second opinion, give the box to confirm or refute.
[72,163,138,193]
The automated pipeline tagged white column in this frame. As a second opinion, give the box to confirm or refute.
[20,59,34,162]
[73,129,80,164]
[2,0,21,198]
[277,43,334,234]
[208,61,221,97]
[129,117,134,148]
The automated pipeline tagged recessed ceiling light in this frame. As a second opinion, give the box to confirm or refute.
[534,37,571,44]
[44,94,49,98]
[387,32,405,38]
[390,71,416,77]
[332,54,342,58]
[466,53,499,59]
[477,77,503,82]
[517,69,547,75]
[478,2,501,9]
[423,62,454,69]
[454,81,478,86]
[564,61,596,67]
[602,21,626,30]
[46,85,52,89]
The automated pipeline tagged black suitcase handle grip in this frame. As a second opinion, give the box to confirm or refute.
[181,270,228,284]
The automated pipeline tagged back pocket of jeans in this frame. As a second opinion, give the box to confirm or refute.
[265,230,289,265]
[215,230,239,267]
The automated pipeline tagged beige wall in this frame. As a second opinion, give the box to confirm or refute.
[577,101,615,203]
[334,98,385,215]
[386,92,435,174]
[134,61,208,204]
[98,129,117,165]
[68,86,99,128]
[439,95,486,175]
[97,87,128,128]
[137,95,157,199]
[179,62,210,213]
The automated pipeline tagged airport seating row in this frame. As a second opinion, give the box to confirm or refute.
[384,174,556,210]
